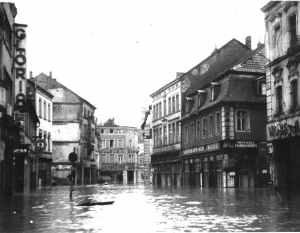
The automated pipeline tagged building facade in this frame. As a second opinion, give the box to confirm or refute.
[29,78,53,187]
[181,39,268,188]
[32,72,97,185]
[0,2,18,194]
[98,119,141,184]
[150,73,183,187]
[262,1,300,191]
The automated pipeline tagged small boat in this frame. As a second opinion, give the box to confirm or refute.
[77,200,114,206]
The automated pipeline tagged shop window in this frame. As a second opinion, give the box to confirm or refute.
[290,79,298,111]
[236,110,250,132]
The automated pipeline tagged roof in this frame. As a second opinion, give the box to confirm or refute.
[261,1,280,13]
[28,78,54,99]
[32,73,96,109]
[182,39,251,97]
[182,75,266,120]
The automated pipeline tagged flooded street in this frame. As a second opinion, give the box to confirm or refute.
[1,185,300,232]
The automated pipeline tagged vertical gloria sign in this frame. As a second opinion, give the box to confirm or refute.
[14,23,27,111]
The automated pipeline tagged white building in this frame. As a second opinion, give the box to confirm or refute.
[150,72,183,187]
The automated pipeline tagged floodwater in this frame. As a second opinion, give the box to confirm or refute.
[0,185,300,232]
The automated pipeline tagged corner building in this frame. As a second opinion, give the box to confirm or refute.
[181,38,269,188]
[150,73,183,187]
[262,1,300,191]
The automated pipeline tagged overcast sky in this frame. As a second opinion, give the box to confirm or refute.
[13,0,268,127]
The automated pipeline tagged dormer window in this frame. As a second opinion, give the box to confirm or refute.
[197,89,206,107]
[210,82,219,101]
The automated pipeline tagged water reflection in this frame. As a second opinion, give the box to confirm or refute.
[0,185,300,232]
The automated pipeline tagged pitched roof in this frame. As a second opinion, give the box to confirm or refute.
[232,45,266,73]
[182,39,251,96]
[32,73,96,109]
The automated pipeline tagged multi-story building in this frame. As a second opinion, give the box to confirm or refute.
[98,119,141,184]
[181,38,268,188]
[150,73,183,187]
[28,77,53,187]
[0,2,18,194]
[32,72,97,185]
[262,1,300,191]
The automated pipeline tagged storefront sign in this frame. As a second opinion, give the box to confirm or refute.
[14,23,27,111]
[267,119,300,140]
[183,143,220,155]
[235,141,257,148]
[206,143,220,151]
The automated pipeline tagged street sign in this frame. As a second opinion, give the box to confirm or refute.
[69,152,78,163]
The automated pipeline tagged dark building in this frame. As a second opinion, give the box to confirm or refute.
[262,1,300,192]
[0,2,18,194]
[181,38,269,188]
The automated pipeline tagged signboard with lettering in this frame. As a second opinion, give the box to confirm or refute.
[267,118,300,140]
[14,23,27,112]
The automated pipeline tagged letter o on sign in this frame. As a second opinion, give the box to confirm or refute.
[69,152,78,163]
[15,54,26,66]
[15,28,26,40]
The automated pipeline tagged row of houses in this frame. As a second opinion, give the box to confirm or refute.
[146,1,300,191]
[0,3,101,194]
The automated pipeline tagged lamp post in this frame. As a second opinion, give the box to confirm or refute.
[68,149,78,199]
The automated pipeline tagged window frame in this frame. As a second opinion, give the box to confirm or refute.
[235,109,250,132]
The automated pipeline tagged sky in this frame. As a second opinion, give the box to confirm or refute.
[12,0,268,127]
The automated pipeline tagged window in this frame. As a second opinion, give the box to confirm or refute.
[168,123,173,144]
[175,121,179,143]
[196,120,201,142]
[202,118,208,137]
[168,97,171,114]
[290,79,298,111]
[276,86,283,114]
[110,140,114,148]
[110,128,113,133]
[48,103,51,121]
[0,87,6,106]
[172,122,176,144]
[210,87,215,101]
[236,110,250,132]
[215,112,221,135]
[172,96,176,113]
[209,115,214,136]
[163,125,167,145]
[43,100,46,120]
[175,94,179,112]
[38,98,42,118]
[258,81,266,95]
[159,102,162,118]
[273,24,281,57]
[289,14,297,47]
[163,99,166,116]
[48,133,51,152]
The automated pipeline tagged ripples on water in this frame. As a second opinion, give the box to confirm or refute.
[0,185,300,232]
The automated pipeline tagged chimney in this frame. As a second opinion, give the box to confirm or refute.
[49,71,52,78]
[245,36,251,49]
[29,71,33,79]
